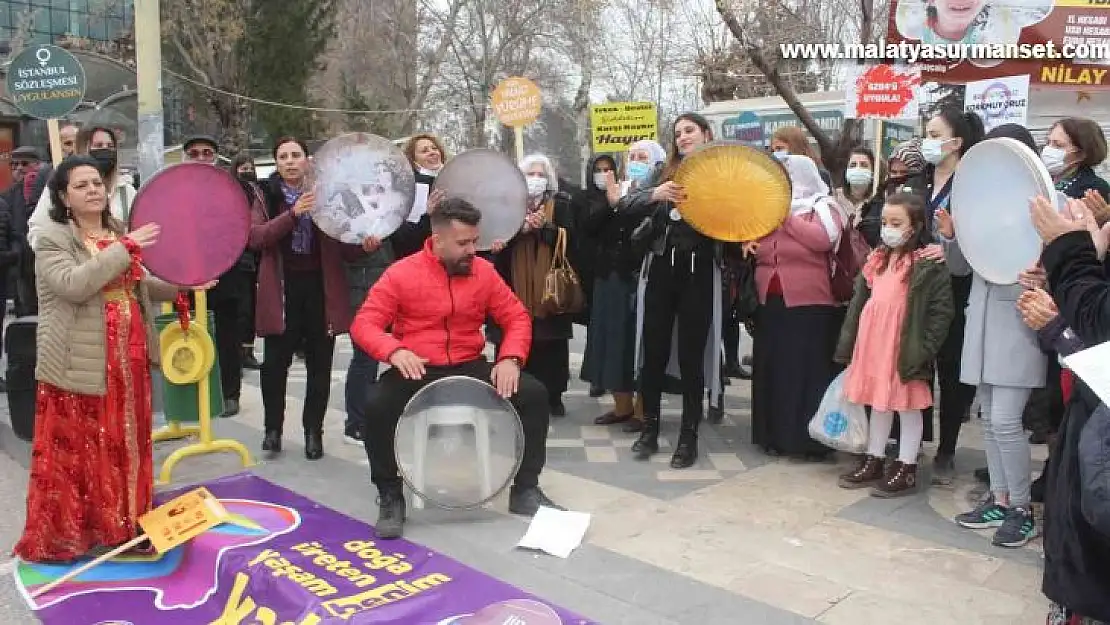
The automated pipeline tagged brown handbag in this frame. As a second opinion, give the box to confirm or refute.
[540,227,585,317]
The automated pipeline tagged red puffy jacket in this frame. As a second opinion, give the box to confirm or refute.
[351,239,532,367]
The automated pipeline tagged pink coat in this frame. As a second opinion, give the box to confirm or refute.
[755,210,842,308]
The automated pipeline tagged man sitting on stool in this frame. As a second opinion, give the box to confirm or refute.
[351,197,562,539]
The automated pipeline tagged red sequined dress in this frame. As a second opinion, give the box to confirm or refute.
[14,233,154,563]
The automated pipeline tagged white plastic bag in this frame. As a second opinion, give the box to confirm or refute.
[808,371,868,453]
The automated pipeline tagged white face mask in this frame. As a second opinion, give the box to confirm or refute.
[772,150,789,162]
[1041,146,1071,175]
[845,168,873,187]
[417,167,439,178]
[921,138,953,165]
[526,176,548,196]
[593,172,610,189]
[880,225,909,248]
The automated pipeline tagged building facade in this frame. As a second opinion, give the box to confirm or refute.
[0,0,132,50]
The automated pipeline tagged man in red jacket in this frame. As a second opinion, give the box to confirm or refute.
[351,197,562,539]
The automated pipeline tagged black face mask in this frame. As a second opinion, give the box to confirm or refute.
[89,148,117,177]
[238,172,258,183]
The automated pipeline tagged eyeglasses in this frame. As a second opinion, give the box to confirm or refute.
[187,148,215,159]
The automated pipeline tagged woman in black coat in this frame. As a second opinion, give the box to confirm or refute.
[1030,195,1110,625]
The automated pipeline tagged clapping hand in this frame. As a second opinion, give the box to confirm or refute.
[1031,196,1085,244]
[741,241,760,258]
[917,243,946,262]
[935,208,955,239]
[1082,189,1110,225]
[1017,265,1046,290]
[1017,288,1058,331]
[127,223,160,248]
[651,181,686,203]
[490,239,506,254]
[521,210,546,233]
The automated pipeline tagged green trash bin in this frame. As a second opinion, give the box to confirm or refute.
[155,312,225,422]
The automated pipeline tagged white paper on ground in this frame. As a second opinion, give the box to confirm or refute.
[1063,340,1110,406]
[516,506,591,559]
[408,183,430,223]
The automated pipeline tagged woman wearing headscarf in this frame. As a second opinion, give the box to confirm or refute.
[886,138,927,198]
[495,154,576,416]
[751,155,847,460]
[770,126,833,189]
[620,114,731,469]
[580,140,665,432]
[252,136,364,461]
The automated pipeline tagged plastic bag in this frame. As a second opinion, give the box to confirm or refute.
[808,371,868,453]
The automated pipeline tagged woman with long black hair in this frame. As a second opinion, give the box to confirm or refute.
[620,113,729,469]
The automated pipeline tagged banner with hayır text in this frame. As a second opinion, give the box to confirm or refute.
[589,102,659,153]
[14,472,596,625]
[887,0,1110,88]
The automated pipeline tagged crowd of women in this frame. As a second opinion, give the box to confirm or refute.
[8,107,1110,623]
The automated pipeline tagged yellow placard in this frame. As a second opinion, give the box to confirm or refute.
[490,77,542,128]
[590,102,659,153]
[139,486,228,553]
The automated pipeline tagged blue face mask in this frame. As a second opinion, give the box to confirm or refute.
[627,161,652,182]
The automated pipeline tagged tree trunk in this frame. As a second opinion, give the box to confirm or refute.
[714,0,874,188]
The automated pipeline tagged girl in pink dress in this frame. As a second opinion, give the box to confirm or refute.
[834,193,955,497]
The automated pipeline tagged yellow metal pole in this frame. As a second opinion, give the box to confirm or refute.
[195,289,212,444]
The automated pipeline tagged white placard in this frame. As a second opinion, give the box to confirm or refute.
[408,183,430,223]
[964,75,1030,133]
[1063,341,1110,407]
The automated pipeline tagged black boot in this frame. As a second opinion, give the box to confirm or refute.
[632,415,660,460]
[375,487,406,539]
[262,430,282,457]
[670,426,699,469]
[304,431,323,460]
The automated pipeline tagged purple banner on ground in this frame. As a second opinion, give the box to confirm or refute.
[14,472,596,624]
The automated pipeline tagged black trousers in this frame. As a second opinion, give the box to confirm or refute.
[210,268,250,401]
[929,275,976,457]
[261,270,335,435]
[363,359,550,493]
[640,248,714,424]
[240,269,257,346]
[525,338,569,403]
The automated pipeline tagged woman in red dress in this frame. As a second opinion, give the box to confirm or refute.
[14,156,183,563]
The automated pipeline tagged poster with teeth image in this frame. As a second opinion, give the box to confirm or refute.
[313,133,416,244]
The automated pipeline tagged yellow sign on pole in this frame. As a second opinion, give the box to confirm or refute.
[589,102,659,153]
[139,486,229,554]
[491,77,543,128]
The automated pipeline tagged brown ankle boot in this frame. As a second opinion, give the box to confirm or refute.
[839,455,886,489]
[871,461,918,498]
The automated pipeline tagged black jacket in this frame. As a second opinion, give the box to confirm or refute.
[388,169,436,260]
[1059,165,1110,201]
[1040,230,1110,621]
[0,197,20,270]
